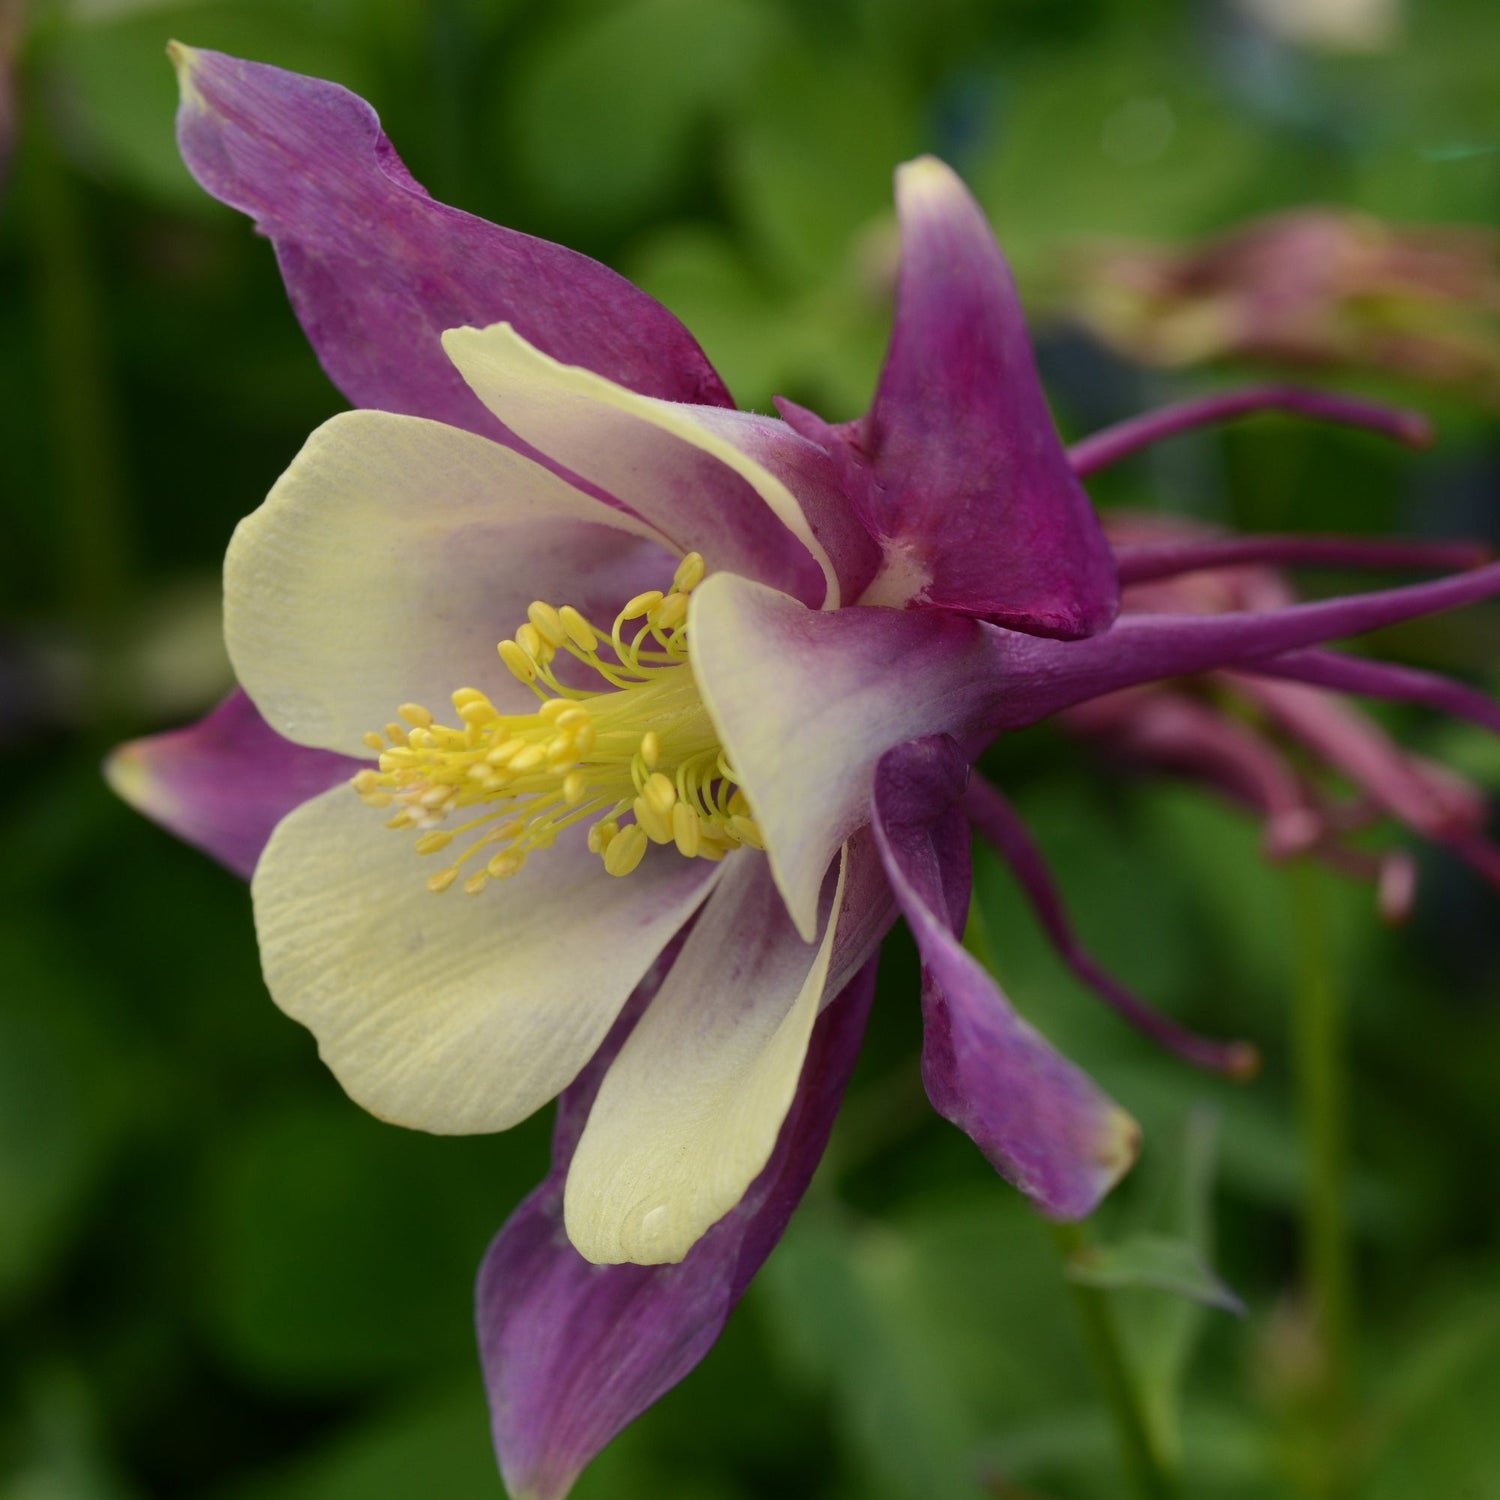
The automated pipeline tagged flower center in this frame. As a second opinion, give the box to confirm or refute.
[351,553,761,894]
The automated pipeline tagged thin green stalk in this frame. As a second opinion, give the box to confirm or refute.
[1290,863,1354,1487]
[28,117,134,731]
[1050,1220,1179,1500]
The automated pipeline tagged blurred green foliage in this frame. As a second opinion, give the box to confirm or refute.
[3,0,1499,1496]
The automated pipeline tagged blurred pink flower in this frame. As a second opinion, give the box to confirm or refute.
[1067,208,1500,408]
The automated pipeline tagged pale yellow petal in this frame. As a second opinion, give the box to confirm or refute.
[563,848,846,1265]
[441,322,839,607]
[252,785,721,1134]
[225,409,674,756]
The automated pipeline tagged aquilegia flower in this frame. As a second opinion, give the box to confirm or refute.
[108,49,1500,1499]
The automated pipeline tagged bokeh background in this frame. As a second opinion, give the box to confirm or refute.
[3,0,1500,1496]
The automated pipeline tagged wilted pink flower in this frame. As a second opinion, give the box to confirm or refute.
[106,50,1500,1498]
[1067,208,1500,408]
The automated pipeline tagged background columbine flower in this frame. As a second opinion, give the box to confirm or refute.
[1062,208,1500,409]
[101,46,1500,1500]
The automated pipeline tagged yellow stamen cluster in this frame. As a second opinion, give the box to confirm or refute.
[352,553,762,893]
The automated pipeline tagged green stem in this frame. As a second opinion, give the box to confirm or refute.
[27,114,134,731]
[1050,1221,1179,1500]
[1290,863,1354,1483]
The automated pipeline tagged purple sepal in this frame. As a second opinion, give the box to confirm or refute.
[104,689,359,879]
[170,46,732,437]
[780,159,1117,639]
[477,951,877,1500]
[982,558,1500,732]
[962,773,1258,1077]
[870,735,1138,1219]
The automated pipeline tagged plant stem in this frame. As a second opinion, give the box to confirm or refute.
[1290,861,1354,1492]
[27,113,134,732]
[1050,1221,1179,1500]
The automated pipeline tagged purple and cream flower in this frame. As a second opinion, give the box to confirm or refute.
[107,49,1500,1499]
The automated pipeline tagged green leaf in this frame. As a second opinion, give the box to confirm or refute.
[1067,1233,1245,1315]
[203,1099,547,1389]
[505,0,779,225]
[0,919,137,1312]
[217,1386,498,1500]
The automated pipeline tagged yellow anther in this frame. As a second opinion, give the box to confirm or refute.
[487,849,525,880]
[515,622,547,662]
[621,589,663,620]
[633,796,672,845]
[497,640,535,682]
[729,814,764,849]
[643,773,677,817]
[456,697,498,726]
[672,801,702,858]
[603,824,648,877]
[527,601,567,647]
[559,606,598,651]
[488,737,526,764]
[360,554,749,896]
[653,592,688,630]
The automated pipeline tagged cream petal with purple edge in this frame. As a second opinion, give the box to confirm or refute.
[252,786,723,1135]
[441,323,837,607]
[224,409,676,759]
[563,849,845,1265]
[688,572,1008,940]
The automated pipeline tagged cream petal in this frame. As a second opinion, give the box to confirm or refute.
[251,785,722,1134]
[689,572,1005,940]
[442,323,835,607]
[224,409,675,757]
[563,849,845,1265]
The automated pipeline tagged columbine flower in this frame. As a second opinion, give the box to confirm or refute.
[1064,208,1500,409]
[109,50,1500,1499]
[1061,512,1500,921]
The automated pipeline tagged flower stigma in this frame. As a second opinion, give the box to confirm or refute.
[351,553,762,893]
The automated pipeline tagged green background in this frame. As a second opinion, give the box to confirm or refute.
[3,0,1500,1496]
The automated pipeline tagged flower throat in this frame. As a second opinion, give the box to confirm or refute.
[351,553,761,894]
